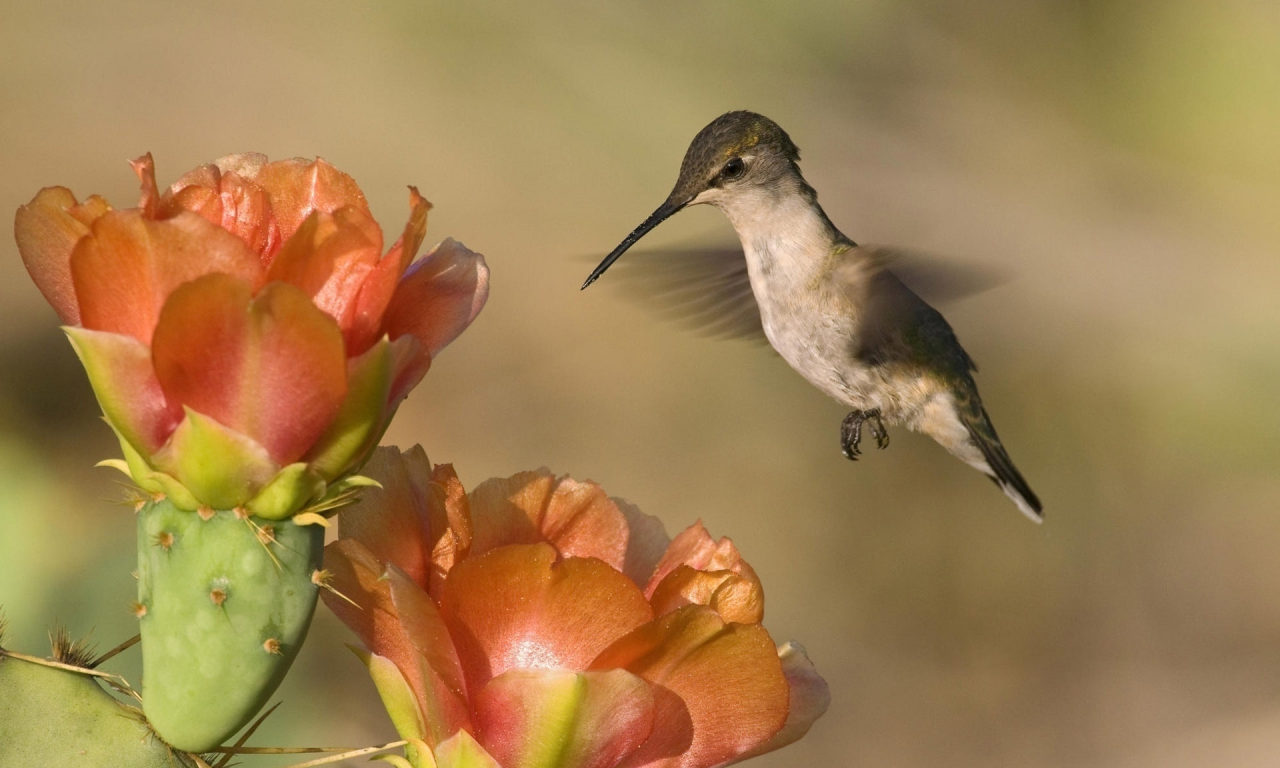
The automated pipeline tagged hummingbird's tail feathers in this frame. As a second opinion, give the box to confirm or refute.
[914,391,1042,522]
[964,412,1043,523]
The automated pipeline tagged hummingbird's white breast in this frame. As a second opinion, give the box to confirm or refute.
[708,186,890,413]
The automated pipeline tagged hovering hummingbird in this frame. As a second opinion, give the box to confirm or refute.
[581,111,1043,521]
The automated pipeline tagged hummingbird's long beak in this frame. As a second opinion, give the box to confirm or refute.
[581,196,689,289]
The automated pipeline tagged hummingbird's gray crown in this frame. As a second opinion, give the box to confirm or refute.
[673,111,801,197]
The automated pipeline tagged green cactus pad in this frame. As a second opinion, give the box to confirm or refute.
[137,499,324,752]
[0,653,195,767]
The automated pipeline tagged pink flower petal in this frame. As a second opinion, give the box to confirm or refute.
[467,472,630,570]
[591,606,789,768]
[539,478,630,571]
[439,544,653,695]
[130,154,160,218]
[387,566,472,746]
[648,566,763,625]
[387,333,431,409]
[323,539,441,733]
[150,275,347,464]
[732,642,829,764]
[384,238,489,358]
[645,523,759,601]
[347,187,432,356]
[466,470,552,554]
[322,539,402,660]
[266,207,383,337]
[209,153,270,179]
[475,668,655,768]
[161,157,281,259]
[69,210,264,344]
[426,462,473,598]
[254,157,372,243]
[14,186,112,324]
[336,445,436,588]
[333,446,473,599]
[615,499,671,589]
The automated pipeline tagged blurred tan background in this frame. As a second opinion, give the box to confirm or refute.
[2,1,1279,765]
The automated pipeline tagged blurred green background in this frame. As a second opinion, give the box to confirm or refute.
[2,1,1279,765]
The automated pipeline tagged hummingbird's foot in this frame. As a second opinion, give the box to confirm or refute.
[841,409,885,460]
[841,414,862,460]
[868,411,890,450]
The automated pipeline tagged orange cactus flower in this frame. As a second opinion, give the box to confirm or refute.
[14,155,488,518]
[324,446,829,768]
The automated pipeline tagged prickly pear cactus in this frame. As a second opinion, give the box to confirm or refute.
[0,653,196,767]
[136,498,324,752]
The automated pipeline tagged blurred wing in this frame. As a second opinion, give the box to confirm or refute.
[602,247,768,342]
[597,244,1006,351]
[864,247,1007,305]
[846,247,985,376]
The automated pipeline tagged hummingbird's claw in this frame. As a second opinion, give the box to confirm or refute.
[841,410,865,460]
[841,408,887,460]
[869,412,890,450]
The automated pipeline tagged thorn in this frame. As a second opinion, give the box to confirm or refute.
[49,624,98,668]
[132,602,148,618]
[153,531,175,550]
[262,637,281,655]
[211,702,283,768]
[312,569,361,610]
[197,506,215,521]
[234,506,249,520]
[246,519,283,571]
[130,570,139,580]
[209,588,227,606]
[89,634,140,668]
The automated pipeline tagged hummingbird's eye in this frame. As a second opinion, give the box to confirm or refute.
[721,157,746,180]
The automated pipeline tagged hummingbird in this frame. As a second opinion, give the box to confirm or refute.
[581,111,1043,521]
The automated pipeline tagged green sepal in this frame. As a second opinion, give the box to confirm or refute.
[496,670,587,768]
[305,339,393,481]
[407,739,438,768]
[337,474,383,490]
[109,422,200,510]
[64,326,164,464]
[151,408,278,510]
[247,462,326,520]
[349,646,428,743]
[434,730,501,768]
[95,458,132,476]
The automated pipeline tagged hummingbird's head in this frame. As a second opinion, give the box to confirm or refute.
[669,110,802,207]
[583,111,804,289]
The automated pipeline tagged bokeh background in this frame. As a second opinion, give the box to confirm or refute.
[2,1,1279,765]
